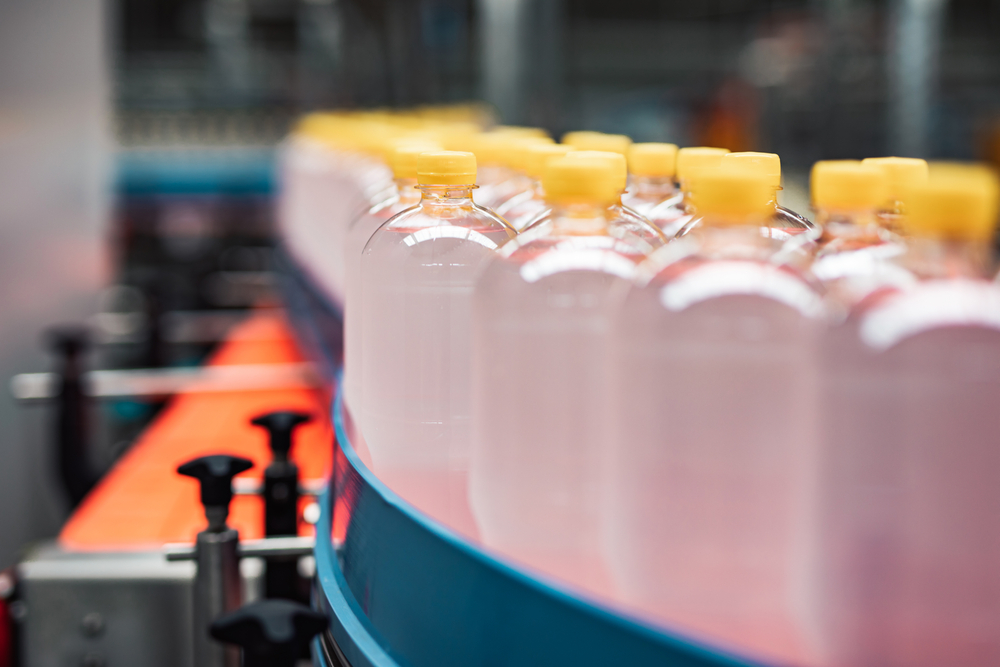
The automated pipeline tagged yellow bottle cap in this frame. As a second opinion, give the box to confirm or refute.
[690,168,774,222]
[525,144,574,179]
[501,136,555,171]
[902,164,1000,242]
[565,150,628,191]
[675,147,731,183]
[434,122,482,151]
[417,151,477,186]
[722,152,781,188]
[390,142,442,180]
[294,113,342,140]
[861,157,929,207]
[543,156,621,205]
[628,143,679,177]
[811,160,888,211]
[561,131,632,155]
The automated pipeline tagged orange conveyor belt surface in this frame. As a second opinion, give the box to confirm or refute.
[59,313,333,551]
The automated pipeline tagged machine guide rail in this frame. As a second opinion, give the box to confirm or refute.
[165,536,316,562]
[10,362,321,402]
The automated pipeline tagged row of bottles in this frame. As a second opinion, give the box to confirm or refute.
[278,108,1000,666]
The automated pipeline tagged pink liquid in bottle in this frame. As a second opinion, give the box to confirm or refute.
[810,280,1000,666]
[360,174,515,539]
[606,173,824,664]
[342,179,420,421]
[470,213,647,598]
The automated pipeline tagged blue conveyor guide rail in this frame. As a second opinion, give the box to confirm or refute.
[279,249,768,667]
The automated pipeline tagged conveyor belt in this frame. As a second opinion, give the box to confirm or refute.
[59,313,334,551]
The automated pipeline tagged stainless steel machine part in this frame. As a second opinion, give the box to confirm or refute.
[193,529,242,667]
[16,542,268,667]
[17,544,197,667]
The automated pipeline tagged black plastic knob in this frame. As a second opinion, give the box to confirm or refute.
[210,600,328,667]
[46,326,90,359]
[178,455,253,529]
[250,412,312,463]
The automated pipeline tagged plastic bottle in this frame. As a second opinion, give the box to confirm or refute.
[606,167,824,663]
[278,115,390,305]
[621,142,679,216]
[491,135,555,209]
[861,156,929,231]
[524,150,667,253]
[470,155,648,595]
[676,152,817,242]
[809,160,907,309]
[343,141,439,424]
[724,152,815,232]
[495,143,575,230]
[646,146,729,239]
[809,166,1000,667]
[469,131,551,209]
[360,151,516,537]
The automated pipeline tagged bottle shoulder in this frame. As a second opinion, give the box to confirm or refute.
[362,204,514,257]
[621,190,676,215]
[522,208,662,256]
[481,232,643,285]
[501,197,548,231]
[855,279,1000,351]
[631,249,825,319]
[378,202,515,235]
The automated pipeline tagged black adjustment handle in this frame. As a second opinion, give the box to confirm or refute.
[210,600,328,667]
[46,326,98,508]
[250,412,312,463]
[251,411,311,601]
[178,455,253,530]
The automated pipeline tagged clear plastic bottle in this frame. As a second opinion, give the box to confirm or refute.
[470,155,648,596]
[606,168,824,664]
[676,152,819,267]
[360,151,516,537]
[809,160,908,309]
[646,146,729,239]
[495,143,574,230]
[724,152,815,234]
[861,156,929,232]
[621,142,679,216]
[469,130,551,209]
[490,135,555,210]
[343,142,437,423]
[809,166,1000,667]
[524,150,667,253]
[278,115,393,305]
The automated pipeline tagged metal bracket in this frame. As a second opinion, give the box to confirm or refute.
[10,363,321,402]
[165,536,315,562]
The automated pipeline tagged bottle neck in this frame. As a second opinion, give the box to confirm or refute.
[549,202,612,236]
[530,179,544,199]
[767,187,780,209]
[902,237,994,280]
[418,184,476,206]
[631,175,677,200]
[816,208,883,242]
[679,178,699,213]
[691,216,778,260]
